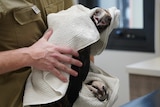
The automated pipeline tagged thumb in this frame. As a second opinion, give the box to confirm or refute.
[43,28,53,41]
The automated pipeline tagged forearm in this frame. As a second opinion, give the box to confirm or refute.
[0,29,83,82]
[0,48,31,74]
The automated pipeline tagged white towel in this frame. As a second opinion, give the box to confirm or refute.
[73,62,119,107]
[23,4,120,106]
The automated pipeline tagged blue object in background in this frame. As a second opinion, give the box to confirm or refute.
[120,90,160,107]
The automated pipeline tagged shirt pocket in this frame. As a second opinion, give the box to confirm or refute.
[44,0,64,15]
[13,5,42,25]
[12,6,46,48]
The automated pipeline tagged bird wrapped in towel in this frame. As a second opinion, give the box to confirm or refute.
[23,4,120,107]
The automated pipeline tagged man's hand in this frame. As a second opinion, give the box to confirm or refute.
[27,29,83,82]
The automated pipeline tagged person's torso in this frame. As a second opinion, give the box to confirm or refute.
[0,0,72,106]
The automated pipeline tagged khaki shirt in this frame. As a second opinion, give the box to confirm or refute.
[0,0,72,107]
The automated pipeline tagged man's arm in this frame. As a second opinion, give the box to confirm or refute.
[0,29,82,82]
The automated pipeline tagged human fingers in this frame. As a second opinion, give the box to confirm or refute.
[52,60,78,77]
[43,28,53,41]
[50,67,68,82]
[54,46,80,57]
[51,52,82,68]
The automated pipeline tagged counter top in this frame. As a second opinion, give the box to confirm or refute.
[126,57,160,77]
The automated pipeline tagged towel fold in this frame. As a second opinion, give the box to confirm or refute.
[73,62,119,107]
[23,4,120,106]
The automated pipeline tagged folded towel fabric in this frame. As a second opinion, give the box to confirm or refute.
[73,62,119,107]
[23,4,120,106]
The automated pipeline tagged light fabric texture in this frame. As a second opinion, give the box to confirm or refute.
[47,5,100,51]
[23,4,120,106]
[73,62,119,107]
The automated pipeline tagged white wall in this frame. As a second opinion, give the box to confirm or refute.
[73,0,160,106]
